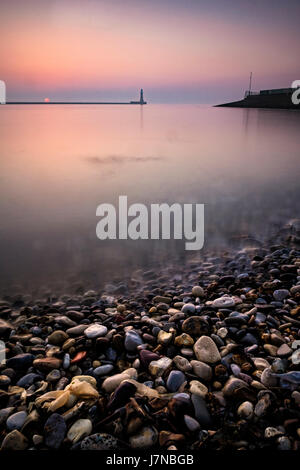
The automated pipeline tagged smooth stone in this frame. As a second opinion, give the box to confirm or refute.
[264,427,283,439]
[56,315,77,327]
[81,433,118,450]
[84,324,108,339]
[66,325,89,336]
[190,360,212,381]
[6,353,34,369]
[182,316,207,336]
[0,375,11,387]
[253,358,270,370]
[63,353,70,369]
[107,381,137,411]
[94,364,114,376]
[1,430,28,450]
[0,408,15,426]
[181,303,196,314]
[16,373,42,388]
[166,370,186,392]
[33,357,62,371]
[261,367,278,387]
[173,355,192,372]
[129,426,158,449]
[212,296,235,308]
[184,415,200,432]
[217,327,228,338]
[277,436,291,450]
[152,296,172,304]
[32,434,43,446]
[6,411,27,431]
[277,343,292,357]
[48,330,68,345]
[193,336,221,364]
[174,333,194,347]
[102,368,137,393]
[149,357,172,377]
[222,377,249,397]
[189,380,208,398]
[67,419,92,444]
[191,394,212,427]
[273,289,289,301]
[44,413,67,449]
[157,330,173,345]
[125,330,143,352]
[237,401,254,419]
[271,358,286,373]
[46,369,61,382]
[139,350,160,368]
[192,286,205,297]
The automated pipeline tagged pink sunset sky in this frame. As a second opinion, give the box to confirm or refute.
[0,0,299,103]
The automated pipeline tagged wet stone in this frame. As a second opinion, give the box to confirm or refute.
[84,324,108,339]
[80,433,118,450]
[6,411,28,431]
[166,370,186,392]
[193,336,221,364]
[44,413,67,449]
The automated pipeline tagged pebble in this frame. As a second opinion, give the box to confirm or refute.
[125,330,143,351]
[192,286,204,297]
[44,413,67,449]
[184,415,200,432]
[67,419,92,444]
[189,380,208,398]
[273,289,290,301]
[237,401,254,419]
[173,355,192,372]
[6,353,34,369]
[157,330,173,345]
[174,333,194,347]
[1,430,28,450]
[102,368,137,393]
[166,370,186,392]
[149,357,172,377]
[212,296,235,308]
[190,360,212,381]
[193,336,221,364]
[48,330,68,345]
[84,324,108,339]
[94,364,114,376]
[129,426,158,449]
[80,433,118,450]
[181,303,196,314]
[6,411,28,431]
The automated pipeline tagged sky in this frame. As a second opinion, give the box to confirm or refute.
[0,0,299,103]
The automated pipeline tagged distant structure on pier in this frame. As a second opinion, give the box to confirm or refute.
[130,88,147,105]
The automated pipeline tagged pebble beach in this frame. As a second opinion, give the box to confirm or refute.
[0,220,300,451]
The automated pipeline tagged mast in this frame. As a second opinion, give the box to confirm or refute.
[248,72,252,95]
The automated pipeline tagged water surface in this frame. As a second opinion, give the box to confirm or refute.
[0,104,299,294]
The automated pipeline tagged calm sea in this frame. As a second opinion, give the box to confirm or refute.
[0,104,299,294]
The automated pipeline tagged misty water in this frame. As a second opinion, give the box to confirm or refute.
[0,104,299,295]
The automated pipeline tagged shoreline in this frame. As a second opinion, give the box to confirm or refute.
[0,221,300,451]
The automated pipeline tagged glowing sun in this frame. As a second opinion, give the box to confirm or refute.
[44,97,50,103]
